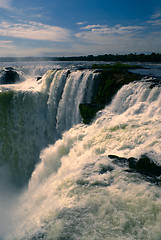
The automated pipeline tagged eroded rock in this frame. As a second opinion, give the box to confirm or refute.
[1,68,20,84]
[108,154,161,186]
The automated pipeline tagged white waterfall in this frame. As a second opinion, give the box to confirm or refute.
[5,79,161,240]
[0,69,98,184]
[0,63,161,240]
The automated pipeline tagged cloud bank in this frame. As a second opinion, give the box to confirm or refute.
[0,21,71,42]
[76,24,144,44]
[151,12,161,19]
[0,0,12,9]
[0,16,161,57]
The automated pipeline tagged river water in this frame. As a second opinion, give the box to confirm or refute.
[0,61,161,240]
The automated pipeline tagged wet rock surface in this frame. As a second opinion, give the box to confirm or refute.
[1,68,20,84]
[79,66,142,124]
[108,154,161,186]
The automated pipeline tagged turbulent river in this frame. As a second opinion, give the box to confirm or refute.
[0,61,161,240]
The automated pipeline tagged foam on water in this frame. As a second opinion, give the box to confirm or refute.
[0,69,98,185]
[4,80,161,240]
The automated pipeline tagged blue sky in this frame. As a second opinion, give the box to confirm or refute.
[0,0,161,56]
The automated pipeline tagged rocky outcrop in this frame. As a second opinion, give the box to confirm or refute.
[36,76,42,81]
[128,155,161,177]
[79,64,142,124]
[1,68,20,84]
[108,154,161,186]
[144,77,161,88]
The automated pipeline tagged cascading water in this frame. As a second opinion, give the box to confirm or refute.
[0,68,98,184]
[1,63,161,240]
[55,70,96,137]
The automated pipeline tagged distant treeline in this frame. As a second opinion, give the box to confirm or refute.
[56,53,161,62]
[0,53,161,62]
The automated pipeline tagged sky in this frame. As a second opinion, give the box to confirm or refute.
[0,0,161,57]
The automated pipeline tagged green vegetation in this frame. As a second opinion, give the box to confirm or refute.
[0,52,161,62]
[79,63,141,124]
[0,91,14,110]
[56,52,161,63]
[0,91,14,164]
[91,62,140,71]
[94,64,141,105]
[79,103,103,124]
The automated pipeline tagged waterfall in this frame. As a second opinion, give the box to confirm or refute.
[56,70,96,137]
[1,64,161,239]
[0,69,98,184]
[4,78,161,240]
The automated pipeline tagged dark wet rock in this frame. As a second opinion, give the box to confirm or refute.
[1,68,20,84]
[79,63,161,125]
[93,69,102,73]
[135,154,161,177]
[67,70,71,77]
[108,154,128,167]
[5,67,14,71]
[79,69,141,124]
[142,77,161,88]
[149,79,161,88]
[36,76,42,81]
[128,157,138,169]
[108,154,161,186]
[79,103,103,124]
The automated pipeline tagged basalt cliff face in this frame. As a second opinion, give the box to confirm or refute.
[79,64,142,124]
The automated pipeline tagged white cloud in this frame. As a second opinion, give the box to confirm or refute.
[0,40,12,43]
[1,19,161,57]
[81,24,107,30]
[0,0,12,9]
[74,23,155,54]
[76,22,87,25]
[147,19,161,26]
[151,12,161,19]
[74,30,161,55]
[76,24,144,42]
[0,40,16,51]
[0,21,71,42]
[115,25,144,34]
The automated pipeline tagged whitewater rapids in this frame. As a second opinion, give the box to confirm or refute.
[0,65,161,239]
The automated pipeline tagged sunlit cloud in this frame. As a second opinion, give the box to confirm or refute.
[0,40,13,48]
[76,24,144,42]
[0,16,161,57]
[0,40,16,51]
[0,40,12,43]
[0,0,12,9]
[74,22,161,54]
[151,12,161,19]
[74,31,161,55]
[0,21,71,42]
[114,25,144,34]
[147,19,161,26]
[81,24,107,30]
[76,22,87,25]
